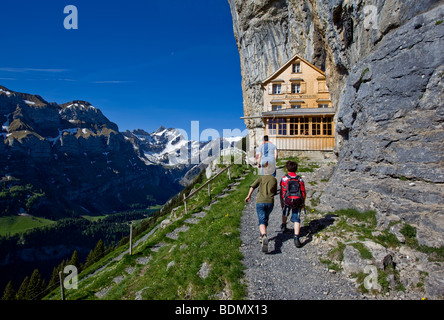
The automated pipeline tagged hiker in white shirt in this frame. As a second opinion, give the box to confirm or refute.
[257,135,277,177]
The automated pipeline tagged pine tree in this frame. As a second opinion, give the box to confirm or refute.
[84,239,106,269]
[2,281,16,300]
[84,249,95,269]
[47,266,59,290]
[25,269,45,300]
[69,250,81,272]
[16,276,29,300]
[93,239,104,261]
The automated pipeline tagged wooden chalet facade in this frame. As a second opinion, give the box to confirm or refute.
[261,55,335,151]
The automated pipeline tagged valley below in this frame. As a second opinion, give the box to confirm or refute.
[0,84,243,295]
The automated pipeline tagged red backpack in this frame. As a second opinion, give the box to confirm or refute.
[283,175,304,209]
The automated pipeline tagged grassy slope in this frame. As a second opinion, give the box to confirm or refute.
[0,215,55,236]
[44,164,256,300]
[43,155,444,300]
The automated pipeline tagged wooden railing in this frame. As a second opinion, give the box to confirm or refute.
[182,153,249,214]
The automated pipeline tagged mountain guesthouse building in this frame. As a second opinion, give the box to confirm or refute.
[261,55,335,152]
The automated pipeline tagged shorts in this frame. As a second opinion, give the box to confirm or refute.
[256,203,274,226]
[282,206,301,223]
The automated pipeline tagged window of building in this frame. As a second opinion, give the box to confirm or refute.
[278,118,287,135]
[272,105,282,111]
[300,118,309,135]
[323,116,333,136]
[291,104,302,109]
[292,62,301,73]
[318,104,329,108]
[318,80,327,92]
[274,117,333,136]
[289,118,298,135]
[272,84,282,94]
[268,119,277,135]
[292,83,301,94]
[312,117,322,136]
[268,118,287,135]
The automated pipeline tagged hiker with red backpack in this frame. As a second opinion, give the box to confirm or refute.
[280,161,306,248]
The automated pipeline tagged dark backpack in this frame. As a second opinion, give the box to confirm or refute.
[283,175,304,209]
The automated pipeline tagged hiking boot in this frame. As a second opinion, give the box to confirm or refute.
[294,236,302,248]
[261,235,269,253]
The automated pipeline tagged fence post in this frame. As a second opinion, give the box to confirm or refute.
[129,222,133,255]
[208,182,211,201]
[228,167,231,180]
[184,194,187,215]
[59,271,65,300]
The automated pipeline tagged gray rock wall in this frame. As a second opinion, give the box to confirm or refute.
[228,0,444,247]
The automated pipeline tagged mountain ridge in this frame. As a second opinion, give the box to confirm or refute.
[0,85,189,218]
[0,84,244,298]
[1,84,244,218]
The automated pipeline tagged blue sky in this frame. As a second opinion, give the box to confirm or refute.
[0,0,246,138]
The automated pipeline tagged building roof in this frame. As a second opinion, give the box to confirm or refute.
[262,54,325,85]
[262,107,335,118]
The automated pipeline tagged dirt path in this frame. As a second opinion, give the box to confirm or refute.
[239,167,361,300]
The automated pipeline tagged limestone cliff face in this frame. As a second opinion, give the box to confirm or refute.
[228,0,444,247]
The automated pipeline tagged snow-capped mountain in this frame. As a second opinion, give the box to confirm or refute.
[123,126,243,167]
[0,85,191,217]
[0,84,245,218]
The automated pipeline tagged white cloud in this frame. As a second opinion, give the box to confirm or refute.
[92,80,133,84]
[0,67,68,73]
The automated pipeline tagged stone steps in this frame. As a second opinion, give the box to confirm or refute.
[165,225,190,240]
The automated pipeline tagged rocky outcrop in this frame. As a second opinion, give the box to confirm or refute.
[229,0,444,247]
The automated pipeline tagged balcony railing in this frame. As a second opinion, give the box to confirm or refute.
[263,107,335,116]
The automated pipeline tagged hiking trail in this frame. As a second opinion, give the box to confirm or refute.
[240,167,361,300]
